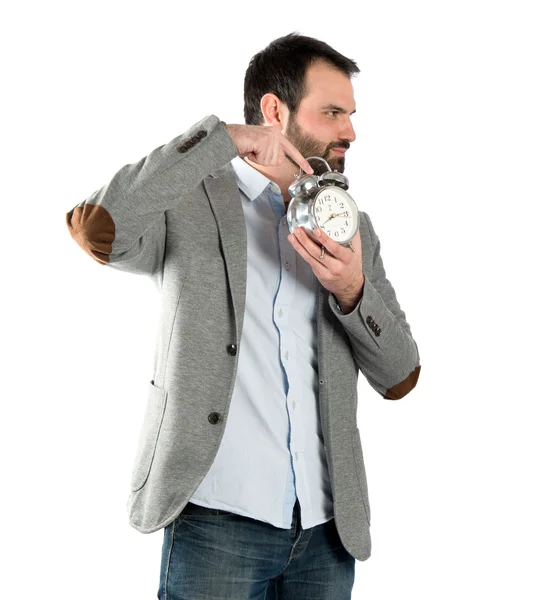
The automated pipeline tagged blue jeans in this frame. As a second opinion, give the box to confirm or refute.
[158,498,355,599]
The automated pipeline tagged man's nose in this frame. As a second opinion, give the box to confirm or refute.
[340,118,356,143]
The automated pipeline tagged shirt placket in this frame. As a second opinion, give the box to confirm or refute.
[274,213,305,469]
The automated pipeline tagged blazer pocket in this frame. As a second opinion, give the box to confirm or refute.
[351,428,371,526]
[130,380,168,492]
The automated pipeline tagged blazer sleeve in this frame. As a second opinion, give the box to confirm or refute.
[65,115,237,278]
[329,211,421,400]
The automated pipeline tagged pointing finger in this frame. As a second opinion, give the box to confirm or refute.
[280,137,314,174]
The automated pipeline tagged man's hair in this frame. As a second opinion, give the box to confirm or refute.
[243,32,360,126]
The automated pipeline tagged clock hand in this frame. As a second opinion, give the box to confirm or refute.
[320,213,337,227]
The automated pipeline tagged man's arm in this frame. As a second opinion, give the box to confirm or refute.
[329,212,420,399]
[65,117,313,278]
[289,211,421,400]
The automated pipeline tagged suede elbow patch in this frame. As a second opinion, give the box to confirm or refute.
[384,365,421,400]
[66,204,115,264]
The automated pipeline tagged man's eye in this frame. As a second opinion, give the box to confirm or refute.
[326,111,339,117]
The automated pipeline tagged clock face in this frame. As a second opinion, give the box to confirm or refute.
[312,187,358,243]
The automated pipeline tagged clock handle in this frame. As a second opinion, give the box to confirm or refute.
[296,156,332,178]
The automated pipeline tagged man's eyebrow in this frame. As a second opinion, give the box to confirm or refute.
[321,104,356,115]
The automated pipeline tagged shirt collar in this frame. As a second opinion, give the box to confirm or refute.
[231,156,281,201]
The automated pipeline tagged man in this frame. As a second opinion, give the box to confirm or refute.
[66,33,421,600]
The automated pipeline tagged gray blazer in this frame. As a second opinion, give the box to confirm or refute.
[66,114,421,561]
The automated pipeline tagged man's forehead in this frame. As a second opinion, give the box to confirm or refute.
[302,63,356,111]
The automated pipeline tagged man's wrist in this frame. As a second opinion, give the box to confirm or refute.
[335,275,365,314]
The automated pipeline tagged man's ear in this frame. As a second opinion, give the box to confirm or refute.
[260,93,289,130]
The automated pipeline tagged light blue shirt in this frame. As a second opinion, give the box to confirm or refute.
[190,157,334,529]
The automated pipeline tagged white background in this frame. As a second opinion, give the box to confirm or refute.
[1,0,539,598]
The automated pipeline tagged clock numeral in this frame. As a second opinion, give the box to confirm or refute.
[339,202,344,208]
[345,220,349,226]
[341,228,346,234]
[316,206,322,213]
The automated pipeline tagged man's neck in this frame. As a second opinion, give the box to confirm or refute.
[243,157,299,206]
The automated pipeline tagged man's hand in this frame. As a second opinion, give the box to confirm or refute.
[225,124,314,175]
[289,227,365,314]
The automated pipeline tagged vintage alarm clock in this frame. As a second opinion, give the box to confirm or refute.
[286,156,359,252]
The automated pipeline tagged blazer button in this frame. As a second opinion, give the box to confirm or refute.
[366,316,373,325]
[227,343,237,356]
[177,145,188,153]
[196,130,207,139]
[208,412,221,425]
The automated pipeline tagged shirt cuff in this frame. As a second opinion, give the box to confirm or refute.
[329,289,364,317]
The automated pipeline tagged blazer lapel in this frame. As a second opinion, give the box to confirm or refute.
[317,285,335,443]
[317,285,335,355]
[203,167,248,340]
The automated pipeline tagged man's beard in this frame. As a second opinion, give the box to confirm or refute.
[284,113,349,175]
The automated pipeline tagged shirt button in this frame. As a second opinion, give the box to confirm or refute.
[278,309,283,317]
[292,401,296,409]
[285,262,290,270]
[295,452,298,461]
[226,344,237,356]
[284,351,289,360]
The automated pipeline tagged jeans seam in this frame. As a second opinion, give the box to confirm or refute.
[164,519,176,600]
